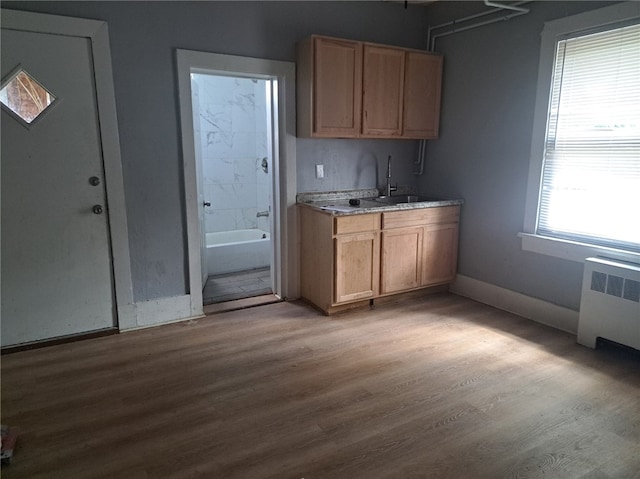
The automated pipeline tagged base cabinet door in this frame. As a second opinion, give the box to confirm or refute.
[422,223,459,286]
[334,232,380,303]
[380,227,423,294]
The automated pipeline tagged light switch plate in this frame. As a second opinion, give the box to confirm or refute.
[316,164,324,179]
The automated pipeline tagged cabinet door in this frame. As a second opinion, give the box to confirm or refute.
[334,232,380,303]
[402,51,443,139]
[380,227,422,294]
[362,45,405,137]
[421,223,459,286]
[313,36,362,137]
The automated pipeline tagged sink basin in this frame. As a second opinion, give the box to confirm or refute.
[367,195,445,204]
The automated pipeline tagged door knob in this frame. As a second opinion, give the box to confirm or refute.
[92,205,104,215]
[203,202,211,207]
[89,176,101,186]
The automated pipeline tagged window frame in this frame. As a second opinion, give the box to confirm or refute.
[0,64,60,129]
[521,1,640,265]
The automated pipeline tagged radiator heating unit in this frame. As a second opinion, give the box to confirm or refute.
[577,257,640,350]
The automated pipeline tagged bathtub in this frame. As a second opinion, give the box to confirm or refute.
[206,229,271,275]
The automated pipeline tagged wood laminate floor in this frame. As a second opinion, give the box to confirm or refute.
[1,293,639,479]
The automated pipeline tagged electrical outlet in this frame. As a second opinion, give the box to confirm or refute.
[316,164,324,179]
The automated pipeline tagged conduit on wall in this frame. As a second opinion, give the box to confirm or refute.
[414,1,531,176]
[427,0,531,52]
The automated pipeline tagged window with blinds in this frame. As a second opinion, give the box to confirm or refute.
[537,21,640,252]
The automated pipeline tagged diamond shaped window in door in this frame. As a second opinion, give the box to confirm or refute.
[0,68,56,125]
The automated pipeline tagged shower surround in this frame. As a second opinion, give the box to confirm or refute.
[191,74,272,235]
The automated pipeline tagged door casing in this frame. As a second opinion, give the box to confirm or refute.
[176,49,299,315]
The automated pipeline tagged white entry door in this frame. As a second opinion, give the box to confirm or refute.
[1,26,115,346]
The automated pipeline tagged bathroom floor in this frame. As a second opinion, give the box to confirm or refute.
[203,267,272,305]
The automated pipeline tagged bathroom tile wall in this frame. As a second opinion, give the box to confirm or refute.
[192,74,272,234]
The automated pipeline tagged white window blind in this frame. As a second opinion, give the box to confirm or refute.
[538,22,640,252]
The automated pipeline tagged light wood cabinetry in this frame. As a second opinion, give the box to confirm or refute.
[297,35,443,139]
[422,223,459,285]
[299,204,460,314]
[362,44,405,137]
[334,214,381,303]
[297,36,362,138]
[381,206,460,289]
[335,232,380,303]
[299,206,335,312]
[380,226,422,293]
[403,51,443,139]
[299,207,381,313]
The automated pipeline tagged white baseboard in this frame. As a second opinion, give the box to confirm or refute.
[124,294,205,330]
[451,274,579,334]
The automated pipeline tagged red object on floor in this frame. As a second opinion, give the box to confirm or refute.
[1,425,18,465]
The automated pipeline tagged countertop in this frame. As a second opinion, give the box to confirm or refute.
[297,189,464,216]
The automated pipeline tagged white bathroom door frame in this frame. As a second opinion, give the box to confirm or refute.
[176,50,299,314]
[189,79,209,289]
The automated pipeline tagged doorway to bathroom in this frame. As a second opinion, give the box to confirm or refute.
[177,49,298,316]
[190,73,275,304]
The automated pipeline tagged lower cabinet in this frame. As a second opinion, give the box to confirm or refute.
[335,232,380,303]
[299,204,460,314]
[422,223,459,286]
[381,227,422,294]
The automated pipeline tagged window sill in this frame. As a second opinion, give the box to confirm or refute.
[518,232,640,265]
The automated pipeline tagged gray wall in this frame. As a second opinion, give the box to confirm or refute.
[420,1,615,311]
[297,139,420,193]
[4,1,431,302]
[6,1,612,312]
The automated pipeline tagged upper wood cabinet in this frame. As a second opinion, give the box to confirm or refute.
[297,36,362,138]
[403,51,443,139]
[362,44,405,137]
[296,35,443,140]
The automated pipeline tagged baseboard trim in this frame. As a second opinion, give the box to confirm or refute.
[451,274,579,334]
[128,294,205,329]
[1,328,118,355]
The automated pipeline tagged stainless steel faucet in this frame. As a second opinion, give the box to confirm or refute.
[386,155,397,196]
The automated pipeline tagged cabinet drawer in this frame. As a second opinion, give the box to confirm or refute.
[382,206,459,229]
[334,213,381,235]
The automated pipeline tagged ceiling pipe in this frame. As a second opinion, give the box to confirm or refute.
[427,1,531,51]
[417,2,531,176]
[418,1,531,176]
[484,0,529,13]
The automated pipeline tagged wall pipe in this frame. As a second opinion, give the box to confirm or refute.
[414,139,426,175]
[415,2,531,176]
[484,0,529,13]
[427,1,531,52]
